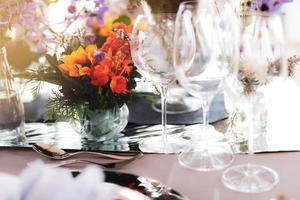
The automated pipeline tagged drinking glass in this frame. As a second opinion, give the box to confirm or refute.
[173,1,234,171]
[151,85,202,115]
[222,13,286,193]
[130,14,187,153]
[0,47,26,145]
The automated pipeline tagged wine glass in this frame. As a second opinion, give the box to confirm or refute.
[151,83,202,115]
[130,13,187,153]
[173,1,234,171]
[222,12,286,193]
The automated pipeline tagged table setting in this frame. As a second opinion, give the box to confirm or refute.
[0,0,300,199]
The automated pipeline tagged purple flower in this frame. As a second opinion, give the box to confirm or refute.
[258,0,293,12]
[94,50,105,64]
[86,0,108,27]
[84,33,96,44]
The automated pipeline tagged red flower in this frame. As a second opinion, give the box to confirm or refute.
[87,23,135,95]
[90,58,112,87]
[101,22,132,58]
[102,35,126,56]
[110,76,129,94]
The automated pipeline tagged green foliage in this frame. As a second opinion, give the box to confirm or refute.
[45,91,83,122]
[113,15,132,25]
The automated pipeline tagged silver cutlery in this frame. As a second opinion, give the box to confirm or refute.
[46,152,143,169]
[32,143,139,160]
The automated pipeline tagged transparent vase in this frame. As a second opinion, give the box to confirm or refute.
[0,47,26,145]
[79,104,129,142]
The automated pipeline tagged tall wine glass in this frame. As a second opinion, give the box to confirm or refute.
[222,13,286,193]
[130,14,187,153]
[173,1,234,171]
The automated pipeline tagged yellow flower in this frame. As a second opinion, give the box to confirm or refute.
[58,45,97,77]
[63,46,88,65]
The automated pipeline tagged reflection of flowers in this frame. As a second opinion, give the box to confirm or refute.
[241,0,292,13]
[288,55,300,77]
[240,57,268,84]
[238,57,280,95]
[258,0,292,12]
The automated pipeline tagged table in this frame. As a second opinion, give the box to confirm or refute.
[0,148,299,200]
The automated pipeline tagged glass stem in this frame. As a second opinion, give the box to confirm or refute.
[202,98,211,147]
[247,105,255,166]
[202,99,210,129]
[161,85,168,152]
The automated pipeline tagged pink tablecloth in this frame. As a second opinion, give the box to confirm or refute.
[0,148,299,200]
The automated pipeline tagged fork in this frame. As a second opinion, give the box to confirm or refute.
[47,152,143,169]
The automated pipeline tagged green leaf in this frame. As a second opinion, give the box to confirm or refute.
[45,54,59,68]
[113,15,131,25]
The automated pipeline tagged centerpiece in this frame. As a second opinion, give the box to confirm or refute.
[16,0,140,141]
[51,23,138,141]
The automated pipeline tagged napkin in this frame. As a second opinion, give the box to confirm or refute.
[0,161,132,200]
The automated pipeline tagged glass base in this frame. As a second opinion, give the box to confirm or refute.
[222,164,279,193]
[139,136,188,154]
[151,96,202,114]
[178,140,233,171]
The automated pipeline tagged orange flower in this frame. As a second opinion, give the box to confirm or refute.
[59,45,97,77]
[58,63,90,77]
[90,57,113,87]
[110,76,129,94]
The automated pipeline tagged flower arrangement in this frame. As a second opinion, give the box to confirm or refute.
[17,0,140,123]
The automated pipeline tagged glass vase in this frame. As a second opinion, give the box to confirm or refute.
[79,104,129,142]
[0,47,26,145]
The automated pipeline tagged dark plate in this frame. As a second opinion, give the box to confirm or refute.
[72,171,188,200]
